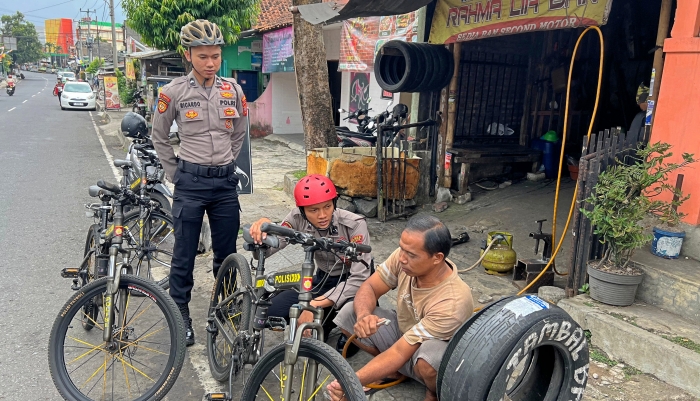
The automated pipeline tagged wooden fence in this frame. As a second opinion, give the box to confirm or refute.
[566,126,648,296]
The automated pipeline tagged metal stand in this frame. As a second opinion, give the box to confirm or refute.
[513,219,555,293]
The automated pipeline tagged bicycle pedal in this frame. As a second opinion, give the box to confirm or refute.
[205,392,231,401]
[61,267,80,278]
[266,316,287,332]
[71,279,81,291]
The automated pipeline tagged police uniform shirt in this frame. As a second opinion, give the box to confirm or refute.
[265,208,372,308]
[151,71,248,181]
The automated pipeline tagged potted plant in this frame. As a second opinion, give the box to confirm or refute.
[582,142,696,306]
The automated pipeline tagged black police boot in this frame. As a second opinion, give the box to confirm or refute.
[177,303,195,347]
[336,333,359,358]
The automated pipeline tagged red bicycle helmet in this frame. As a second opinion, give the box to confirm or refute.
[294,174,338,207]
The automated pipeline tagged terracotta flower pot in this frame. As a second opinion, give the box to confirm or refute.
[568,164,579,180]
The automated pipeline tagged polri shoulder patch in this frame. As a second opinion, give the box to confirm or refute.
[158,99,168,113]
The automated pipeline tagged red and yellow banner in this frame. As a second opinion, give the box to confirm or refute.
[429,0,612,44]
[340,12,418,72]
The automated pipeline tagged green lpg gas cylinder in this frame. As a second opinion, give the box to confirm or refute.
[481,231,517,275]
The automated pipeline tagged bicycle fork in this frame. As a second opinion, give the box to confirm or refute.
[282,248,325,401]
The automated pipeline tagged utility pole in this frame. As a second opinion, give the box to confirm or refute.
[109,0,118,69]
[79,9,96,62]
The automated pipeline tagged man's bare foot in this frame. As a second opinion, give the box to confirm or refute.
[423,389,438,401]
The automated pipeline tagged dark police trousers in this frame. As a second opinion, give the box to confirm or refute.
[169,160,240,305]
[268,270,348,334]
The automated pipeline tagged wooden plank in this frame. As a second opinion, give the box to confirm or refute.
[567,157,588,291]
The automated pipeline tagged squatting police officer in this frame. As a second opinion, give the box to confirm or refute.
[151,19,248,346]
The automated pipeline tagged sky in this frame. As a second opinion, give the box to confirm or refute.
[0,0,127,42]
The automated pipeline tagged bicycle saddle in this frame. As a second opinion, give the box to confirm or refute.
[114,159,133,169]
[88,185,112,198]
[242,225,280,248]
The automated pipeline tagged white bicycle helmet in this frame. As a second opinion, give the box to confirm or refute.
[180,19,225,47]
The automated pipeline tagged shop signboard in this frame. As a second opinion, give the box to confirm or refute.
[263,26,295,73]
[339,12,418,72]
[103,75,120,110]
[429,0,612,44]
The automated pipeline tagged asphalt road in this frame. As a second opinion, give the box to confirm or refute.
[0,71,204,400]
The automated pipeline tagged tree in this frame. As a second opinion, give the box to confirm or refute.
[0,12,43,65]
[293,0,337,149]
[123,0,260,54]
[86,58,104,74]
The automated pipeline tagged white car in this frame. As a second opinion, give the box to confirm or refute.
[62,72,76,81]
[60,82,97,111]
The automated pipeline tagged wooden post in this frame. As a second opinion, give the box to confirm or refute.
[649,0,673,131]
[442,42,460,189]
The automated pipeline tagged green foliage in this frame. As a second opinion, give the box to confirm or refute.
[115,69,134,105]
[292,170,307,180]
[662,336,700,354]
[2,53,12,72]
[582,142,697,269]
[579,283,590,294]
[0,12,44,64]
[86,58,104,74]
[589,348,618,367]
[123,0,261,53]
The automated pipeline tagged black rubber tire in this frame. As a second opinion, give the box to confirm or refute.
[241,338,366,401]
[434,45,456,91]
[404,43,433,92]
[439,295,590,401]
[374,40,425,93]
[122,209,174,290]
[206,253,253,382]
[149,191,173,215]
[48,275,186,401]
[420,45,450,92]
[80,224,101,331]
[436,296,515,397]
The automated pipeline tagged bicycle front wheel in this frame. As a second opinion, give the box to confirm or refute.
[241,338,365,401]
[206,253,253,382]
[48,275,186,401]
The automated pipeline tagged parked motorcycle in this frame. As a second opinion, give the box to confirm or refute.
[120,112,173,214]
[6,80,15,96]
[337,101,409,148]
[132,89,147,117]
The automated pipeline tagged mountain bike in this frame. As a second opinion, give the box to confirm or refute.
[49,179,185,401]
[62,156,174,298]
[205,223,368,401]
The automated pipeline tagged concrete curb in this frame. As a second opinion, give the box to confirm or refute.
[559,296,700,397]
[264,134,305,153]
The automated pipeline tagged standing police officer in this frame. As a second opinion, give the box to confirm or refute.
[151,19,248,346]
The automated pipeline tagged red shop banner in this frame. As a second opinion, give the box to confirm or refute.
[339,12,418,72]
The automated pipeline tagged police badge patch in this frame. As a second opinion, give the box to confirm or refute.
[242,95,248,117]
[225,119,233,129]
[157,100,168,113]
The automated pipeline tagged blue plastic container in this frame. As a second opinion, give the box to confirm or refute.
[650,227,686,259]
[531,138,562,179]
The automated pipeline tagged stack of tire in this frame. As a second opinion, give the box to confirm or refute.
[437,295,590,401]
[374,40,454,93]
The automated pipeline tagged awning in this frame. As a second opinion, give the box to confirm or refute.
[127,50,177,60]
[297,0,432,24]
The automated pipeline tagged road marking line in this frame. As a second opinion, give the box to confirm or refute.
[32,95,35,97]
[89,111,121,182]
[37,92,41,94]
[8,107,15,111]
[22,100,27,103]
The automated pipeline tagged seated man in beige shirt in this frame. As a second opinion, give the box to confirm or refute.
[327,214,474,401]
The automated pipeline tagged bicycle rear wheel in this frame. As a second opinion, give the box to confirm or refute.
[48,275,185,401]
[206,253,253,382]
[241,338,365,401]
[81,224,101,331]
[122,210,174,289]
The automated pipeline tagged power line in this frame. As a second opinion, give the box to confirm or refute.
[24,0,75,13]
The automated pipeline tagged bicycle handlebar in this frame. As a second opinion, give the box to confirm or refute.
[260,222,372,256]
[97,179,121,194]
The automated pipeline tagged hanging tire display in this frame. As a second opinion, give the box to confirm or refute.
[374,41,454,93]
[438,295,590,401]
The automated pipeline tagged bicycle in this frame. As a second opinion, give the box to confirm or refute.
[49,178,185,401]
[205,223,368,401]
[62,157,174,296]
